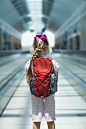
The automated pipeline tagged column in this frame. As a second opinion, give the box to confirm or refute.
[73,37,77,50]
[80,17,86,50]
[0,28,1,50]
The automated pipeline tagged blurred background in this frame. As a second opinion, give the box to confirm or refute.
[0,0,86,52]
[0,0,86,129]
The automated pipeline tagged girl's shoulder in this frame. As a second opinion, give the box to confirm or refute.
[25,59,31,66]
[51,58,59,75]
[47,57,59,69]
[25,59,31,74]
[52,59,59,67]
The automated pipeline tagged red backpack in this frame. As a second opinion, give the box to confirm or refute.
[30,57,53,98]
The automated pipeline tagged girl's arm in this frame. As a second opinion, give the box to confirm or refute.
[26,74,30,85]
[52,59,59,82]
[26,68,30,85]
[25,62,31,85]
[25,60,31,85]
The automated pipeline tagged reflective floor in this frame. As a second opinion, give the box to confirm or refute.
[0,53,86,129]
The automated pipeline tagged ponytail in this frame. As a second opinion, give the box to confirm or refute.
[30,39,43,65]
[27,34,49,77]
[27,39,43,76]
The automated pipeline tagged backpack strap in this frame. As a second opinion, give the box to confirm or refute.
[31,61,34,77]
[52,62,54,73]
[48,57,54,73]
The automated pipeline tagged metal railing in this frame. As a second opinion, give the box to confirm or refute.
[0,49,30,56]
[52,49,86,56]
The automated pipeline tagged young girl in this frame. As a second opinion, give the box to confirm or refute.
[25,34,59,129]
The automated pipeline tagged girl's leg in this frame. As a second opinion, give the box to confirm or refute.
[47,121,55,129]
[33,122,41,129]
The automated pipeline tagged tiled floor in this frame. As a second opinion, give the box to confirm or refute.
[0,68,86,129]
[0,54,86,129]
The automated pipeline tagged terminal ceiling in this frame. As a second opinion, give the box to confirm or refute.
[0,0,85,33]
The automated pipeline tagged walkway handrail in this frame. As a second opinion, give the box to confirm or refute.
[0,49,30,56]
[53,49,86,55]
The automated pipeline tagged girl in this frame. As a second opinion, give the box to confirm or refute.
[25,34,59,129]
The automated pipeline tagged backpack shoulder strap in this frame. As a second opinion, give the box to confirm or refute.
[31,61,34,77]
[47,57,54,73]
[48,57,52,61]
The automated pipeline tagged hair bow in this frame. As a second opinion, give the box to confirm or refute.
[34,34,48,43]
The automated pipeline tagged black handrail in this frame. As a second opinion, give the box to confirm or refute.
[53,49,86,55]
[0,49,30,56]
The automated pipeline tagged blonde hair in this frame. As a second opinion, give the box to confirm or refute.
[27,37,49,76]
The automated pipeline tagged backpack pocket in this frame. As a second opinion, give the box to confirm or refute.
[50,74,57,94]
[30,77,36,95]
